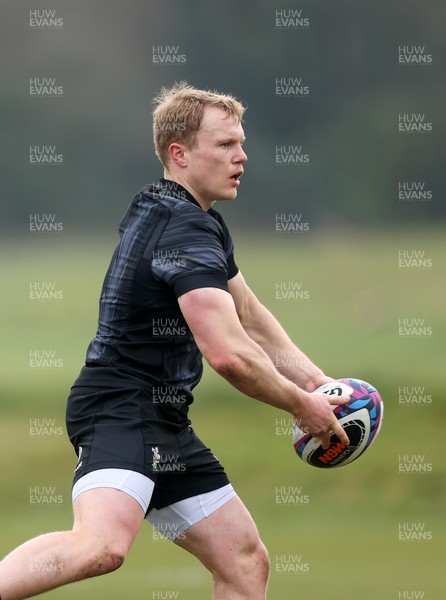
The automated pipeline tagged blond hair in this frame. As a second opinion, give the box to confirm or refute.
[152,81,246,166]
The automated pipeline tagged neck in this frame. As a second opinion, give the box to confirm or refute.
[163,170,214,211]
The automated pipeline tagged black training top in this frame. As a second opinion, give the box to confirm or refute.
[71,178,238,402]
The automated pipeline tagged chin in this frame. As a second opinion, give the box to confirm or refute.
[219,194,237,203]
[210,184,239,203]
[225,188,239,200]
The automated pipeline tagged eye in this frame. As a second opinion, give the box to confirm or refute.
[220,142,231,148]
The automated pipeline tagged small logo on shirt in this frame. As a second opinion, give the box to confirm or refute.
[74,446,83,473]
[152,446,161,471]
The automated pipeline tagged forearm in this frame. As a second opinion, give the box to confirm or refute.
[211,337,349,450]
[210,336,308,417]
[178,285,348,446]
[240,299,326,392]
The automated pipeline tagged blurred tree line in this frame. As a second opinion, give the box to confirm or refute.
[2,0,445,233]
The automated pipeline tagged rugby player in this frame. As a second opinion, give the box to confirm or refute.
[0,82,349,600]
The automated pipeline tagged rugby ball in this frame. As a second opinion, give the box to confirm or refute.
[293,378,383,468]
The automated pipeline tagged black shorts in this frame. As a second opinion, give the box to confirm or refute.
[66,386,230,511]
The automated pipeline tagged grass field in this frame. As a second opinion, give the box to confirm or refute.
[1,228,444,598]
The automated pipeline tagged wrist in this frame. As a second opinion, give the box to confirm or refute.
[303,370,331,393]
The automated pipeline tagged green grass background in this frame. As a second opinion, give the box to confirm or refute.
[1,229,444,599]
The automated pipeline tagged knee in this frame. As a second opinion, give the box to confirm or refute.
[88,546,126,576]
[248,539,270,585]
[214,535,270,589]
[79,536,127,578]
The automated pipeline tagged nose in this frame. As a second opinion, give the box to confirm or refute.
[235,145,248,164]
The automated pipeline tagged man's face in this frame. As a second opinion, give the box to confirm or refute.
[170,106,248,210]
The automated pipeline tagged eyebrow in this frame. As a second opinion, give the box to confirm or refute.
[217,136,246,144]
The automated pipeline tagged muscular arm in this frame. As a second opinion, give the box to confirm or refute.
[228,272,327,392]
[178,286,349,448]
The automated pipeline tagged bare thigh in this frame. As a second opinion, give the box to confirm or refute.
[72,487,146,557]
[173,496,265,574]
[0,488,147,599]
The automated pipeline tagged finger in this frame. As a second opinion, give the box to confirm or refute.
[326,394,351,406]
[333,420,350,446]
[319,430,331,450]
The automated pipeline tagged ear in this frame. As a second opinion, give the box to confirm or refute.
[168,142,188,168]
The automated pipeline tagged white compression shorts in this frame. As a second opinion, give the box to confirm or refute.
[72,468,237,540]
